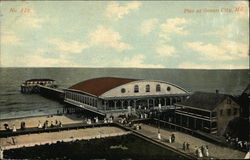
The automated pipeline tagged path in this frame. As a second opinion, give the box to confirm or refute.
[136,124,246,159]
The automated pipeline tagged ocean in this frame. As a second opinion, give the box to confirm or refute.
[0,68,248,120]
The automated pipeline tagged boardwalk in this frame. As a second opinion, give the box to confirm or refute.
[0,126,130,150]
[134,124,246,159]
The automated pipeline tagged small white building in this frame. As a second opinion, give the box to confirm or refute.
[64,77,189,117]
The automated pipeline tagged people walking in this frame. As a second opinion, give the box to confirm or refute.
[195,146,198,156]
[204,145,209,157]
[169,135,172,143]
[186,142,190,151]
[198,147,203,158]
[12,124,16,132]
[171,134,175,143]
[183,142,186,151]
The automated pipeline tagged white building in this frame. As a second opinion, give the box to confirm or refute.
[64,77,189,117]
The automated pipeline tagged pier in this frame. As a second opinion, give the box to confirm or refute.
[38,85,64,101]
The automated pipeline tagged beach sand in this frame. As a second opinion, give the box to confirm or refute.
[0,114,83,131]
[0,126,129,150]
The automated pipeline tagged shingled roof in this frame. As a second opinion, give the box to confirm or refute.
[176,91,231,111]
[68,77,138,96]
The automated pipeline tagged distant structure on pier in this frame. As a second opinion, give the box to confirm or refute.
[175,91,240,136]
[64,77,189,117]
[21,79,57,94]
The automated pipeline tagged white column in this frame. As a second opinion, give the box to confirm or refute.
[114,100,117,110]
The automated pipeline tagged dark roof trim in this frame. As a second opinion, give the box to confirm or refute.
[26,79,55,82]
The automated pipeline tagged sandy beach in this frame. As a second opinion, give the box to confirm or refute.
[0,126,130,150]
[0,114,83,131]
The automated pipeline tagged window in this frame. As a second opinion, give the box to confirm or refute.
[146,85,150,92]
[167,86,171,91]
[134,85,139,93]
[121,88,126,93]
[220,109,223,116]
[233,108,238,115]
[156,84,161,92]
[227,109,231,116]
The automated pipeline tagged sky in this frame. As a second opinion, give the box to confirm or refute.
[1,1,249,69]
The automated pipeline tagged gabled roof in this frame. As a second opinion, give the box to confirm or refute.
[68,77,138,96]
[176,91,231,111]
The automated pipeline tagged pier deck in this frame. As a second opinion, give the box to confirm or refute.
[121,123,246,159]
[0,126,130,150]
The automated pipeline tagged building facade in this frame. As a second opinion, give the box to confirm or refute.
[64,77,189,117]
[175,92,240,136]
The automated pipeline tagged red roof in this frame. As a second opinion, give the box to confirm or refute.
[68,77,137,96]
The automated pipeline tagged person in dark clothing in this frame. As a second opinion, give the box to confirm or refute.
[171,134,175,143]
[186,142,190,150]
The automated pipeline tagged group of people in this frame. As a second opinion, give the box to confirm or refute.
[226,135,249,151]
[38,119,62,129]
[195,145,209,158]
[168,134,175,143]
[182,142,190,151]
[3,122,25,132]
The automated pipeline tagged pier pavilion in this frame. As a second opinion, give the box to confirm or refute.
[174,92,240,136]
[21,79,56,94]
[64,77,189,117]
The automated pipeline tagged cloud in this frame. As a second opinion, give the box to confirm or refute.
[20,15,46,29]
[202,24,237,39]
[1,30,22,45]
[15,9,46,29]
[185,40,249,61]
[161,18,189,34]
[116,55,165,68]
[141,18,159,35]
[89,54,165,68]
[159,18,190,41]
[155,43,176,56]
[89,25,131,51]
[1,50,79,67]
[179,62,249,69]
[105,1,142,20]
[48,39,89,54]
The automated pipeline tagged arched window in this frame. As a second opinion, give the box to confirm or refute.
[134,85,139,93]
[146,84,150,92]
[156,84,161,92]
